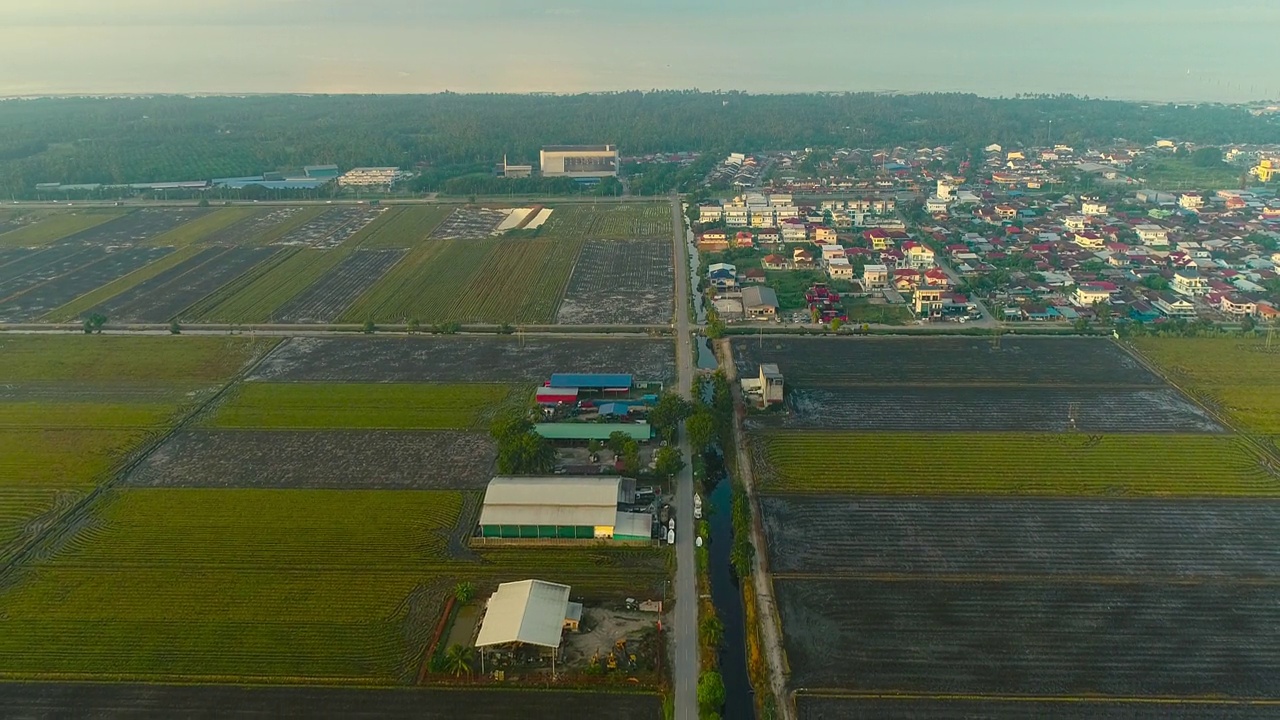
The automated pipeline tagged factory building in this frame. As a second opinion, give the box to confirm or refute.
[540,145,619,178]
[478,476,652,541]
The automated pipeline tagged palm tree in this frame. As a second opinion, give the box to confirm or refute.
[444,644,473,677]
[454,581,475,604]
[700,615,725,649]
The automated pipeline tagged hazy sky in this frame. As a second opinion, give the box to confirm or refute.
[1,0,1277,101]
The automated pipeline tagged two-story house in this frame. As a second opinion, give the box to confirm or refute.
[1172,268,1209,297]
[862,263,889,290]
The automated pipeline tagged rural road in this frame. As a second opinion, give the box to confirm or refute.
[670,197,698,720]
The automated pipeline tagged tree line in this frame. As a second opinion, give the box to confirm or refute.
[0,92,1275,194]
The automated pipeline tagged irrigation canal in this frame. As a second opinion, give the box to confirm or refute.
[705,452,755,719]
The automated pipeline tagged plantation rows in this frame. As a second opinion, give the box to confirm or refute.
[0,212,123,248]
[356,206,451,249]
[273,249,406,323]
[755,386,1223,433]
[777,577,1280,698]
[556,238,673,325]
[1132,338,1280,439]
[0,488,83,564]
[0,335,275,383]
[0,246,173,322]
[125,430,497,490]
[203,206,312,246]
[761,496,1280,577]
[0,245,107,300]
[209,383,512,430]
[733,337,1162,387]
[142,207,258,247]
[0,428,154,488]
[796,696,1279,720]
[755,432,1278,496]
[91,246,278,323]
[55,208,210,247]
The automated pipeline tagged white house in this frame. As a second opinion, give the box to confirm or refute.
[1172,268,1209,297]
[1135,224,1169,246]
[827,256,854,281]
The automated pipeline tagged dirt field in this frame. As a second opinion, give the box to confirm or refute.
[732,336,1161,387]
[94,246,279,323]
[430,207,509,239]
[57,208,210,246]
[124,430,496,489]
[796,694,1280,720]
[250,336,676,384]
[273,206,383,249]
[561,607,658,666]
[0,247,173,321]
[750,386,1223,433]
[777,577,1280,697]
[0,245,106,299]
[0,683,662,719]
[761,496,1280,576]
[556,239,674,325]
[203,207,306,245]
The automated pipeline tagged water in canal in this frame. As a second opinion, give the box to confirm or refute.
[703,451,755,719]
[685,224,706,324]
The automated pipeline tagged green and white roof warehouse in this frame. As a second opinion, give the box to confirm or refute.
[533,422,652,441]
[478,476,650,540]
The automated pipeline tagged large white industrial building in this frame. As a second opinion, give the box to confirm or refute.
[540,145,619,178]
[477,476,651,541]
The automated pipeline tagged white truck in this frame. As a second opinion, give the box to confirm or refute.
[693,493,703,519]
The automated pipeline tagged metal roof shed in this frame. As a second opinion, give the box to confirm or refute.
[549,373,632,390]
[476,579,571,649]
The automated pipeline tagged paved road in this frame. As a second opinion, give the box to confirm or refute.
[669,197,698,720]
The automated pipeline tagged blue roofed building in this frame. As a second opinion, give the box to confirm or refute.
[549,373,632,392]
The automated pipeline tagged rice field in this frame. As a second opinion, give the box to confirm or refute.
[0,212,126,248]
[207,383,516,430]
[0,336,277,382]
[754,431,1279,496]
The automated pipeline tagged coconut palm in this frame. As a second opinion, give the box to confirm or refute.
[444,644,474,677]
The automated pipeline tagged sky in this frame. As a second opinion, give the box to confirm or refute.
[1,0,1276,102]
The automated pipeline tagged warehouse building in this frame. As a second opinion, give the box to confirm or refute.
[475,579,581,673]
[478,476,652,540]
[540,145,619,178]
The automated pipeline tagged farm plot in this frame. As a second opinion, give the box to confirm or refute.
[341,237,584,324]
[796,694,1280,720]
[1132,337,1280,437]
[124,430,496,489]
[556,238,674,325]
[117,246,280,323]
[0,684,663,719]
[273,249,406,323]
[0,247,173,322]
[732,336,1162,387]
[754,432,1277,495]
[429,207,509,239]
[0,335,277,383]
[78,245,236,321]
[0,488,85,565]
[540,203,670,239]
[207,383,513,430]
[274,206,383,249]
[761,497,1280,576]
[357,205,451,249]
[0,248,35,269]
[776,577,1280,697]
[0,211,124,248]
[0,488,463,682]
[0,245,106,300]
[0,428,159,489]
[142,207,259,247]
[202,206,307,245]
[755,386,1222,433]
[56,208,210,246]
[251,336,676,384]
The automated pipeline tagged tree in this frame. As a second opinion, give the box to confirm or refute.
[362,319,377,334]
[82,313,107,334]
[497,431,556,474]
[731,537,756,578]
[829,317,843,332]
[654,446,685,480]
[606,431,631,455]
[197,197,210,207]
[1190,146,1224,167]
[700,615,725,650]
[686,409,716,452]
[489,410,533,444]
[1073,316,1090,332]
[454,581,476,604]
[168,320,181,335]
[444,644,474,677]
[649,394,693,442]
[697,671,726,714]
[408,318,421,334]
[620,439,641,475]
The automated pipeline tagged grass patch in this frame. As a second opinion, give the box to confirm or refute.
[756,431,1279,496]
[0,401,181,429]
[1131,157,1245,192]
[0,336,276,383]
[0,212,125,248]
[142,207,259,247]
[208,383,514,430]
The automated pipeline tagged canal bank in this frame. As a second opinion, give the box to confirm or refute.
[702,451,755,720]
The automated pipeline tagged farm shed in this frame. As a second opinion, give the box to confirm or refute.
[534,422,652,442]
[536,387,578,405]
[549,373,632,394]
[476,579,580,658]
[478,476,648,540]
